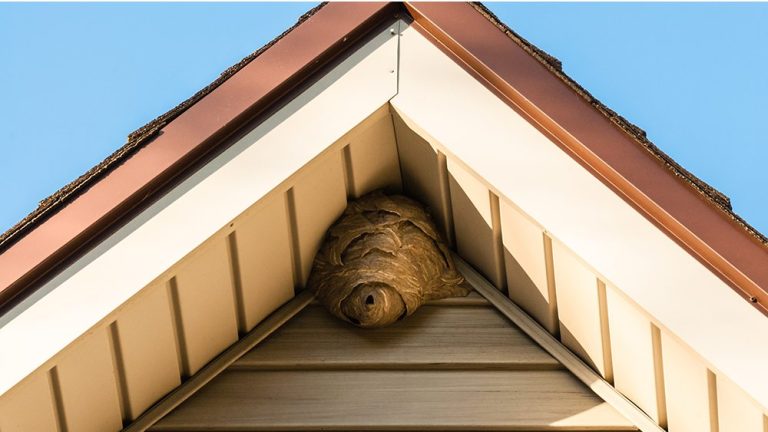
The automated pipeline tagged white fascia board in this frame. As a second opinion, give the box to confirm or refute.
[391,25,768,409]
[0,22,401,396]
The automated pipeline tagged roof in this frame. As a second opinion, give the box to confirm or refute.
[1,1,766,314]
[0,2,327,252]
[470,3,735,212]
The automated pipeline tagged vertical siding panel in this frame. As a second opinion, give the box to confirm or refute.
[447,160,501,288]
[392,112,449,239]
[292,152,348,287]
[235,194,295,331]
[56,329,122,432]
[552,241,606,376]
[606,287,662,423]
[174,239,239,375]
[716,375,765,432]
[346,114,402,197]
[114,285,181,420]
[0,372,58,432]
[499,200,556,333]
[662,332,712,432]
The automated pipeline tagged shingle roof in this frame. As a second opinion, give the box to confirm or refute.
[1,1,766,307]
[0,2,327,253]
[469,2,766,248]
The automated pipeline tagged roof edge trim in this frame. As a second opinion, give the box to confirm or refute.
[0,1,403,310]
[404,1,768,315]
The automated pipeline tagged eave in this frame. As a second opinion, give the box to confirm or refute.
[405,2,768,314]
[1,2,766,316]
[0,2,401,310]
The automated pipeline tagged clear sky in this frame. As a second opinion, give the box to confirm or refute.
[1,2,766,237]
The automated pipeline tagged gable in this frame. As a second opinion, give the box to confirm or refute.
[0,20,403,430]
[1,3,767,432]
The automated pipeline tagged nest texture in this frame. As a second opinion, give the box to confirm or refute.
[308,192,469,328]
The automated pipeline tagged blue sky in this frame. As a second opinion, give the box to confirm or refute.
[1,2,766,236]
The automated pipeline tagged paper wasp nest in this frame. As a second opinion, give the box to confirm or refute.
[307,192,469,328]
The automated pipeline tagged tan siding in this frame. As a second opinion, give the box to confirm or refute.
[153,370,635,431]
[392,111,450,241]
[0,372,58,432]
[114,284,181,420]
[234,194,295,331]
[345,111,402,197]
[448,160,502,287]
[499,200,556,334]
[234,305,560,370]
[552,241,607,376]
[173,239,239,375]
[607,286,663,423]
[154,300,634,431]
[291,151,348,287]
[716,374,766,432]
[662,332,712,432]
[56,329,122,432]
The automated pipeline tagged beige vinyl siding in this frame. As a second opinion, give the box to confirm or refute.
[55,328,123,432]
[173,238,240,376]
[153,300,635,431]
[234,303,561,370]
[661,333,714,432]
[551,242,608,377]
[0,372,58,432]
[448,159,505,289]
[231,193,295,333]
[113,284,181,421]
[716,375,767,432]
[500,200,557,335]
[606,286,665,425]
[344,112,403,198]
[392,111,453,245]
[290,151,349,288]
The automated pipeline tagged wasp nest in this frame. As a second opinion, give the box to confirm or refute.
[307,191,469,328]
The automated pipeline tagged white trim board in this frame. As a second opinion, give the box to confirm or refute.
[390,24,768,410]
[0,22,402,397]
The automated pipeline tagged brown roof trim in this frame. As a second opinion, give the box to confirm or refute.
[471,3,737,213]
[0,1,401,308]
[1,1,766,316]
[0,3,326,253]
[405,2,768,314]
